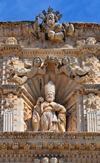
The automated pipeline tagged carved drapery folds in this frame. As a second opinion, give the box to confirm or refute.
[32,81,66,132]
[0,7,100,162]
[10,56,46,85]
[0,8,100,133]
[82,55,99,83]
[32,7,74,42]
[9,55,95,86]
[5,54,98,132]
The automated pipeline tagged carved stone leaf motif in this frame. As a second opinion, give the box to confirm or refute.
[12,143,18,150]
[6,56,19,83]
[86,93,97,110]
[82,55,99,84]
[6,55,98,133]
[1,143,7,151]
[4,93,14,111]
[24,143,30,151]
[24,104,32,120]
[48,143,53,150]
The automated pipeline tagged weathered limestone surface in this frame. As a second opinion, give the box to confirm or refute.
[0,6,100,162]
[0,132,100,162]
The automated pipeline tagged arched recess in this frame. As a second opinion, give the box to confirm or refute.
[21,71,80,131]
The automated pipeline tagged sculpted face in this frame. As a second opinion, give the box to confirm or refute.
[42,157,49,163]
[50,158,57,163]
[86,37,96,45]
[46,13,55,27]
[7,38,15,44]
[62,57,69,65]
[33,57,41,67]
[46,91,55,102]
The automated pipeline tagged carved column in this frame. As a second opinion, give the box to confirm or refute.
[77,96,84,131]
[1,93,25,132]
[83,93,99,132]
[16,97,24,131]
[2,93,15,132]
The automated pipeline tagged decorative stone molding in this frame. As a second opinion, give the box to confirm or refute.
[83,83,100,94]
[0,132,100,162]
[0,7,100,162]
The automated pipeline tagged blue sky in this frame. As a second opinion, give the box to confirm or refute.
[0,0,100,23]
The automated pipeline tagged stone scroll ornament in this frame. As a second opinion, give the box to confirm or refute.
[10,56,46,85]
[55,56,94,84]
[32,7,74,42]
[32,81,66,132]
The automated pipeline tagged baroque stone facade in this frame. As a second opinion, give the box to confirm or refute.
[0,7,100,162]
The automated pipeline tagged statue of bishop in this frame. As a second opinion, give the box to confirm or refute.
[32,81,66,132]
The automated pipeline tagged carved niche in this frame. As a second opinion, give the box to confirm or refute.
[8,54,95,132]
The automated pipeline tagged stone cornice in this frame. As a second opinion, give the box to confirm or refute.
[83,83,100,95]
[0,131,100,140]
[0,21,100,29]
[0,132,99,156]
[13,44,100,58]
[0,44,23,56]
[0,84,19,95]
[0,44,100,58]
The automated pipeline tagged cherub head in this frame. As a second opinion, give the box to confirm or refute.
[46,12,55,27]
[50,157,57,163]
[62,57,70,65]
[86,37,96,45]
[41,157,49,163]
[32,56,42,67]
[6,37,17,45]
